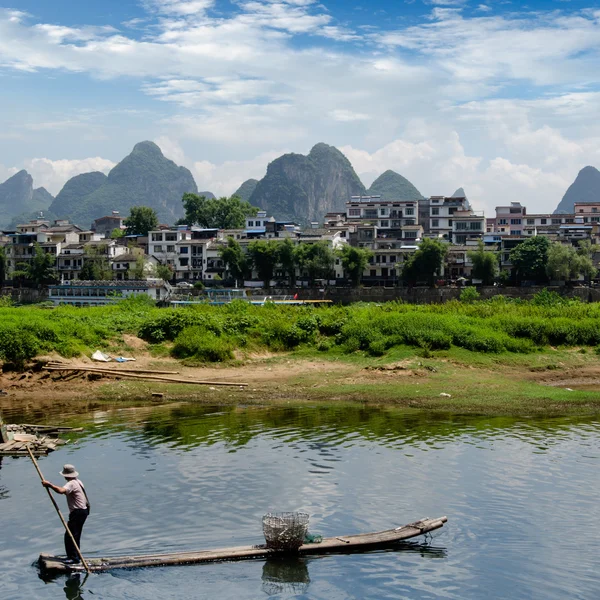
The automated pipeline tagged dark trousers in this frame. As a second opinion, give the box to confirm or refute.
[65,508,89,559]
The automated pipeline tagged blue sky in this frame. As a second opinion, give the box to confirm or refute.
[1,0,600,215]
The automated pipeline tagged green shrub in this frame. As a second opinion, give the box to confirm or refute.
[367,339,387,357]
[460,287,480,303]
[0,326,39,366]
[171,327,233,362]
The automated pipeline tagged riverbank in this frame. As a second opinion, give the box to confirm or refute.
[2,345,600,415]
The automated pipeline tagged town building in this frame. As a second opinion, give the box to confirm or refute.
[92,212,125,238]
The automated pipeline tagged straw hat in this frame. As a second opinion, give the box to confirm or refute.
[60,464,79,478]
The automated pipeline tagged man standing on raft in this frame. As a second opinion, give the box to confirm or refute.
[42,464,90,564]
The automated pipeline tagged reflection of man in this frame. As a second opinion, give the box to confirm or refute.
[42,464,90,564]
[64,573,84,600]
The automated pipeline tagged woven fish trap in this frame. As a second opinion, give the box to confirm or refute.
[262,512,310,551]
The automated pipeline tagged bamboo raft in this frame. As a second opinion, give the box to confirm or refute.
[0,423,80,456]
[38,516,447,574]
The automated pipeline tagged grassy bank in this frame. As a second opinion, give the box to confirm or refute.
[2,292,600,415]
[2,291,600,366]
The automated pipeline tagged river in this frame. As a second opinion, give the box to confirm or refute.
[0,401,599,599]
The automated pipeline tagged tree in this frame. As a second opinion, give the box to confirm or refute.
[180,193,258,229]
[124,206,159,236]
[546,242,580,281]
[0,246,6,285]
[277,238,297,287]
[467,240,498,285]
[401,238,448,286]
[338,244,372,286]
[79,244,113,281]
[576,239,597,281]
[509,236,549,284]
[219,237,249,284]
[154,263,174,282]
[127,256,147,280]
[110,228,125,239]
[247,240,279,288]
[13,243,57,287]
[295,241,335,286]
[546,240,597,282]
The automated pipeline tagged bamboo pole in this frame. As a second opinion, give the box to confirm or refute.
[26,445,91,573]
[45,365,179,375]
[43,367,246,387]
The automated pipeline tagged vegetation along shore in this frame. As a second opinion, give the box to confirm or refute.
[2,291,600,415]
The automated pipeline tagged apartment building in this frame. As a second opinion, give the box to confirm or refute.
[148,225,218,281]
[427,196,472,241]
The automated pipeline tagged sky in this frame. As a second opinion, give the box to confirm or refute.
[1,0,600,216]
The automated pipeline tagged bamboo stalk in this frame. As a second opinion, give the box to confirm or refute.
[45,365,179,375]
[27,445,91,573]
[43,366,246,387]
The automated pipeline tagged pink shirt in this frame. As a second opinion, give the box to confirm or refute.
[63,479,87,513]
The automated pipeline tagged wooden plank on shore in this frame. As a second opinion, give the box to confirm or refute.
[38,517,447,574]
[45,365,180,375]
[43,366,244,387]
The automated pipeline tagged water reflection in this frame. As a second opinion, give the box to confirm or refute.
[260,543,447,597]
[0,456,8,500]
[63,574,86,600]
[38,572,88,600]
[262,557,311,596]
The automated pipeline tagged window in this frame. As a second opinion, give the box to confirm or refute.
[151,233,163,242]
[431,208,439,216]
[469,222,482,230]
[432,219,439,227]
[380,208,388,216]
[380,220,389,227]
[405,208,414,216]
[390,255,396,263]
[541,218,547,224]
[552,219,561,225]
[594,208,598,213]
[498,219,507,225]
[348,209,360,217]
[527,219,534,225]
[154,245,163,252]
[510,230,521,236]
[179,258,189,266]
[165,233,177,241]
[510,207,521,214]
[510,219,521,225]
[167,245,175,253]
[180,247,189,254]
[247,221,254,227]
[405,231,417,239]
[456,222,468,230]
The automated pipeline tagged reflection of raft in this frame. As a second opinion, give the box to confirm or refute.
[38,516,447,574]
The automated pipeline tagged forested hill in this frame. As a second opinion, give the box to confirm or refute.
[0,170,54,228]
[249,143,366,223]
[554,166,600,214]
[366,170,424,201]
[48,141,198,227]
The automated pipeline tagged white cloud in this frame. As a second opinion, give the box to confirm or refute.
[152,134,282,195]
[22,157,115,195]
[0,4,599,215]
[191,149,284,196]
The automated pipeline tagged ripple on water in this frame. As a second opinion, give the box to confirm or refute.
[1,403,600,599]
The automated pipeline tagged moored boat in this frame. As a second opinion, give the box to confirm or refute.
[38,516,447,574]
